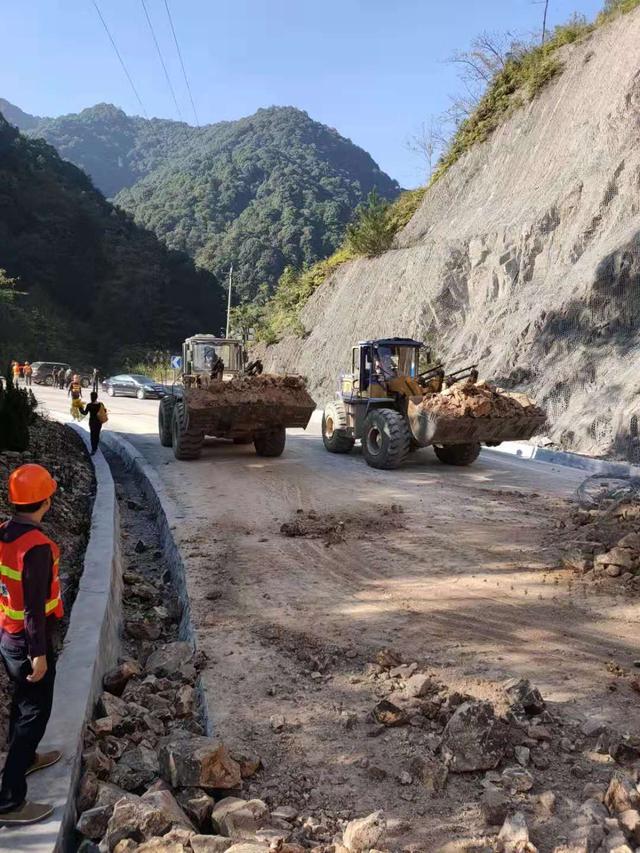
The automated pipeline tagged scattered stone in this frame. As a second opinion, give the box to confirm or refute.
[497,811,534,852]
[95,781,138,809]
[504,678,545,717]
[343,811,386,852]
[103,660,143,697]
[605,774,640,814]
[212,797,269,838]
[389,662,418,679]
[339,710,358,729]
[502,766,534,793]
[76,805,112,839]
[271,806,298,822]
[145,641,194,677]
[78,770,99,812]
[441,700,505,772]
[175,685,196,718]
[567,823,605,850]
[105,799,173,850]
[190,837,234,853]
[606,564,622,577]
[398,771,412,785]
[581,719,607,738]
[375,649,402,669]
[82,746,115,780]
[140,788,195,832]
[270,714,286,731]
[111,745,160,791]
[409,756,448,794]
[372,700,409,727]
[618,809,640,844]
[223,845,269,853]
[515,746,530,767]
[404,674,432,698]
[175,788,215,830]
[535,791,556,817]
[159,736,242,790]
[582,783,604,802]
[125,619,162,641]
[577,797,608,824]
[480,788,509,826]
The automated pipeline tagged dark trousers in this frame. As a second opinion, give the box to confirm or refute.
[89,421,102,454]
[0,641,56,812]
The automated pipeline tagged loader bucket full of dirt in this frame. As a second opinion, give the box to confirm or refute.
[185,374,316,437]
[407,381,547,447]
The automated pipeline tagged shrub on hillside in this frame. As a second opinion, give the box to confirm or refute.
[0,370,38,452]
[346,191,396,258]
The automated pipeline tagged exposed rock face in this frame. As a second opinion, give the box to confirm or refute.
[256,9,640,460]
[441,700,505,771]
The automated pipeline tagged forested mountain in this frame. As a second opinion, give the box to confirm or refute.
[0,115,224,367]
[3,101,400,300]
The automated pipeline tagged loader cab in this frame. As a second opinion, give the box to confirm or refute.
[342,338,425,401]
[183,335,244,382]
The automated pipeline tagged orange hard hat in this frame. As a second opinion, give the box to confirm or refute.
[8,464,58,505]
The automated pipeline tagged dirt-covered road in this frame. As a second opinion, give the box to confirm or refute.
[36,384,640,850]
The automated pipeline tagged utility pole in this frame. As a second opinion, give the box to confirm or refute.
[541,0,550,44]
[225,264,233,338]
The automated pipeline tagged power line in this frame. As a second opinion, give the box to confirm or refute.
[140,0,183,121]
[163,0,200,127]
[92,0,148,118]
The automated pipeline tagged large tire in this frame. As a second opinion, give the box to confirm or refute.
[107,386,115,397]
[254,426,286,457]
[433,442,482,466]
[158,396,176,447]
[361,408,411,470]
[43,374,54,387]
[136,388,145,400]
[322,400,355,454]
[171,400,203,460]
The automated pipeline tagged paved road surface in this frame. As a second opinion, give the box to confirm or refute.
[34,383,640,848]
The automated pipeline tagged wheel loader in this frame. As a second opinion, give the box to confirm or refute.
[158,334,315,460]
[322,338,546,470]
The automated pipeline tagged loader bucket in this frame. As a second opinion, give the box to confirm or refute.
[407,399,547,447]
[185,374,316,438]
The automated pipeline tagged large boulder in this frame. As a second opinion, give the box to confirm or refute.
[77,805,112,840]
[140,789,195,832]
[342,811,386,852]
[190,836,234,853]
[175,788,215,830]
[441,701,505,772]
[211,797,269,838]
[504,678,545,717]
[159,736,241,790]
[103,661,143,697]
[146,642,194,678]
[104,799,173,850]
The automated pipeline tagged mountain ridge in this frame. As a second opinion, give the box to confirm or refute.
[1,100,400,298]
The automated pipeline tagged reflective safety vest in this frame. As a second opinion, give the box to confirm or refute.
[0,525,63,633]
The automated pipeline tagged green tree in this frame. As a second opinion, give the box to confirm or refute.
[346,191,396,257]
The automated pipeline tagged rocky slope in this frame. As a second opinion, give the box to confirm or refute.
[256,9,640,460]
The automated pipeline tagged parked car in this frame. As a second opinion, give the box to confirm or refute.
[102,374,166,400]
[30,361,71,386]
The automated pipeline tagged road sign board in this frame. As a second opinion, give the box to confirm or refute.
[170,355,182,370]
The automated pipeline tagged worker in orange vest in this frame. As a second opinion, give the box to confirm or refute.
[0,464,62,825]
[11,361,20,386]
[23,363,33,388]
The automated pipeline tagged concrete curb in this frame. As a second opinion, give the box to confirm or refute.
[100,430,211,734]
[485,440,640,477]
[0,426,122,853]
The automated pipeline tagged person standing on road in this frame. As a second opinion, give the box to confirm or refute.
[23,363,32,388]
[58,368,66,391]
[12,362,20,387]
[81,391,107,455]
[0,464,62,826]
[52,367,58,389]
[68,375,84,421]
[91,368,100,394]
[64,368,72,390]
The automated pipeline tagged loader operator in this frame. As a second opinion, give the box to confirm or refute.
[374,345,398,383]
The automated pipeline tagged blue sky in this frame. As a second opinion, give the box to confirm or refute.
[3,0,604,186]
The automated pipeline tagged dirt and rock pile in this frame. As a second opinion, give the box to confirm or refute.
[417,380,546,421]
[559,475,640,594]
[187,375,315,413]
